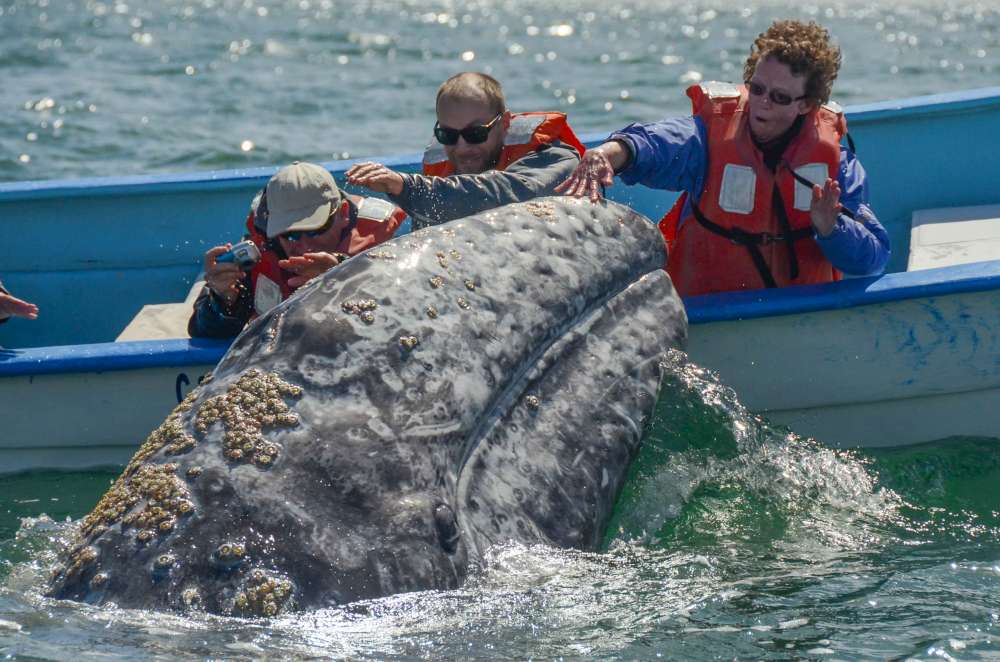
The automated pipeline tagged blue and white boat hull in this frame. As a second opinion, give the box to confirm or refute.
[3,87,1000,472]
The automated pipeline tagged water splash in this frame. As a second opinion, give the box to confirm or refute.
[610,350,903,557]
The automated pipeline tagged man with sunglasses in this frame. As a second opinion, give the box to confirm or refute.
[557,20,890,297]
[345,72,585,229]
[189,161,405,338]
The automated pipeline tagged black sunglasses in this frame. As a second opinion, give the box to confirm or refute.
[747,81,807,106]
[433,112,503,146]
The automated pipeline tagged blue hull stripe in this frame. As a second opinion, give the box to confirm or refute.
[0,339,229,377]
[685,260,1000,323]
[2,259,997,378]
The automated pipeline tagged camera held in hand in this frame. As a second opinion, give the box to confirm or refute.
[216,241,262,271]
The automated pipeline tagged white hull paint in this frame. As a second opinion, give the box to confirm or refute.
[687,282,1000,448]
[4,279,995,474]
[766,386,1000,450]
[1,362,215,473]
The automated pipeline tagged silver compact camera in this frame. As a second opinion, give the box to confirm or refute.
[216,240,262,271]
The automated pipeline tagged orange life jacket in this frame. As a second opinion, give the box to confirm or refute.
[422,111,586,176]
[659,82,847,297]
[247,194,405,316]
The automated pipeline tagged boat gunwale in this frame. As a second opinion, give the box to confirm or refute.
[684,259,1000,323]
[0,338,228,377]
[0,153,423,201]
[1,258,998,378]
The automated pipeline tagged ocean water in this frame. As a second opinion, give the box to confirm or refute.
[1,352,998,659]
[2,0,999,182]
[2,0,1000,659]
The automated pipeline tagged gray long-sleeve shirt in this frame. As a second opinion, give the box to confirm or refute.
[389,142,581,230]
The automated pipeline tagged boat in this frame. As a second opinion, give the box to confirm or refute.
[2,86,1000,474]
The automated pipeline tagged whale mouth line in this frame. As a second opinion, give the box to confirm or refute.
[455,262,656,479]
[451,263,662,559]
[456,271,652,476]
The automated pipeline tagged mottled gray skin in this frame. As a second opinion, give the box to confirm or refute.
[49,197,687,614]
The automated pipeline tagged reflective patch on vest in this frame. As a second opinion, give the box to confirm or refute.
[255,275,282,316]
[823,100,843,115]
[793,163,828,211]
[718,164,756,214]
[423,142,446,166]
[357,196,395,222]
[701,81,741,99]
[505,114,546,146]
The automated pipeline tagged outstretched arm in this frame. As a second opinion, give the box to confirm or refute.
[561,116,709,202]
[345,162,405,196]
[379,143,581,229]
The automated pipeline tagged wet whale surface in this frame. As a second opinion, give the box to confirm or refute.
[47,197,687,615]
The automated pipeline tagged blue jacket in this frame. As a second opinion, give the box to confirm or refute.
[611,116,891,277]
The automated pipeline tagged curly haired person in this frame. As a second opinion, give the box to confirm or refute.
[558,20,889,296]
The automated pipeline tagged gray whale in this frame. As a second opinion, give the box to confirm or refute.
[48,197,687,615]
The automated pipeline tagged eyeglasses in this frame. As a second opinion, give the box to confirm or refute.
[281,205,341,242]
[433,112,503,145]
[747,81,807,106]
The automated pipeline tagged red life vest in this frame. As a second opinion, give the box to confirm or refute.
[422,111,585,176]
[659,82,847,297]
[246,194,405,316]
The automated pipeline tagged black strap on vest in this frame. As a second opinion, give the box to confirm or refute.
[689,194,813,290]
[771,184,801,280]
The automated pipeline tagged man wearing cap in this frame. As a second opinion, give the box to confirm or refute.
[345,72,585,229]
[188,161,406,339]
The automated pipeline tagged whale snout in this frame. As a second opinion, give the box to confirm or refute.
[47,197,686,614]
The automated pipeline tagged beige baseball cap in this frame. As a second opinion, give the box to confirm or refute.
[265,161,343,239]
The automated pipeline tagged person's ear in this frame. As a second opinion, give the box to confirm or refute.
[797,99,816,116]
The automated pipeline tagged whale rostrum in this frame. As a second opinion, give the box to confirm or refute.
[48,197,688,615]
